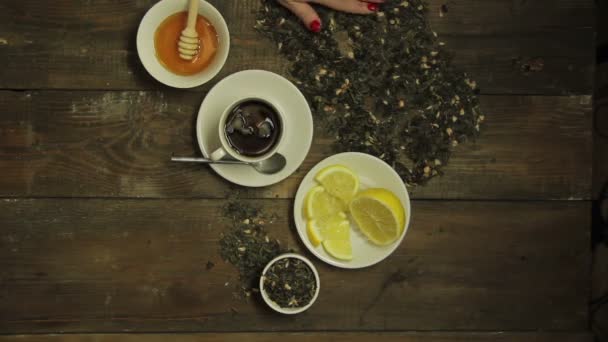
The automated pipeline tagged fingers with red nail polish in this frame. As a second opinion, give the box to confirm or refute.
[278,0,384,33]
[309,20,322,33]
[278,0,322,33]
[310,0,384,15]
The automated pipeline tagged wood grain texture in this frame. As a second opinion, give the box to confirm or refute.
[594,95,608,199]
[0,199,590,333]
[0,0,594,94]
[595,136,608,200]
[0,0,596,338]
[0,332,595,342]
[0,91,592,200]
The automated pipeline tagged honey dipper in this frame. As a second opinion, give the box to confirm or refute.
[178,0,200,60]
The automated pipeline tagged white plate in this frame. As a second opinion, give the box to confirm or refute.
[136,0,230,88]
[197,70,314,187]
[294,152,412,268]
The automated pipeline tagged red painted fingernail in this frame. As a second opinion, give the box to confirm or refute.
[309,20,321,33]
[368,3,379,11]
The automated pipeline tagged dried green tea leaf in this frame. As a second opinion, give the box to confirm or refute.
[220,200,286,296]
[262,257,316,308]
[256,0,484,186]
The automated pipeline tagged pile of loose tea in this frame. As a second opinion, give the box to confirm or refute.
[262,257,316,308]
[255,0,484,186]
[219,200,286,297]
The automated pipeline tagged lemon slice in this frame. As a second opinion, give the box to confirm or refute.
[306,221,324,247]
[315,212,347,229]
[323,239,353,261]
[314,165,360,202]
[307,213,348,247]
[349,188,405,246]
[308,217,352,260]
[304,185,346,220]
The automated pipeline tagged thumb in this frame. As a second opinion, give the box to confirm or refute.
[278,0,322,33]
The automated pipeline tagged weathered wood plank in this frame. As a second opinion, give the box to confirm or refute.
[594,95,608,199]
[0,0,594,94]
[0,91,592,200]
[595,138,608,199]
[0,199,590,333]
[0,332,595,342]
[445,32,593,95]
[1,0,596,37]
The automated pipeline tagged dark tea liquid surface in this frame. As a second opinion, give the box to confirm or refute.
[224,100,281,157]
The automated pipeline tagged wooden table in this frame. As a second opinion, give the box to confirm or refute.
[0,1,596,341]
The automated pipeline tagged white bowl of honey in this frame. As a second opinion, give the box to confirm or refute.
[137,0,230,88]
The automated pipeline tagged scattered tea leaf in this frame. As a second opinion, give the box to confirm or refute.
[219,200,286,297]
[513,57,545,73]
[255,0,484,186]
[262,257,316,308]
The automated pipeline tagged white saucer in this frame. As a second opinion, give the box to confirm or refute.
[293,152,412,269]
[196,70,314,187]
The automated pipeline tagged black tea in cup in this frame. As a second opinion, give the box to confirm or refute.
[224,100,282,157]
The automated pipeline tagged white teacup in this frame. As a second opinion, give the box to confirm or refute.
[210,97,285,163]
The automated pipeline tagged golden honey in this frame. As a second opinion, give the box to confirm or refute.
[154,12,218,76]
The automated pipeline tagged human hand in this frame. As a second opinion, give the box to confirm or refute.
[277,0,385,32]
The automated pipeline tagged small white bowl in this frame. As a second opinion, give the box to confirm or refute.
[136,0,230,88]
[259,253,320,315]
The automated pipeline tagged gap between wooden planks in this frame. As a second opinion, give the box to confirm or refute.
[0,91,592,200]
[0,0,594,93]
[0,0,595,336]
[0,199,589,333]
[0,332,595,342]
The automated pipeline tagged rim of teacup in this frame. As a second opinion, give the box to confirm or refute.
[136,0,230,88]
[214,96,286,163]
